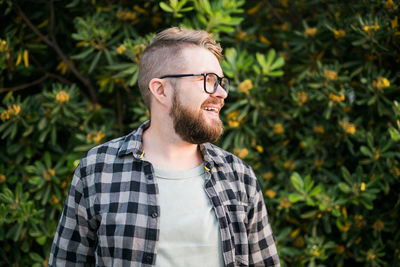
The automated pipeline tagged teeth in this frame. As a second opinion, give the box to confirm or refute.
[204,107,218,112]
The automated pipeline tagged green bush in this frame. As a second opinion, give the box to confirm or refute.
[1,0,399,266]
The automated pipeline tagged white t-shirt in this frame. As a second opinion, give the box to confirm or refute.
[154,164,224,267]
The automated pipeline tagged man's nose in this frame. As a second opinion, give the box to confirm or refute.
[212,84,228,99]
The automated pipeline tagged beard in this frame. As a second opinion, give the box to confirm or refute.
[169,89,224,144]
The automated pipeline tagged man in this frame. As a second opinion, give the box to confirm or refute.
[49,27,280,266]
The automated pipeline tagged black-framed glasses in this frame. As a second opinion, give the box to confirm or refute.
[159,73,229,95]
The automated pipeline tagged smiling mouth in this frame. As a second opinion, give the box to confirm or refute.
[202,99,224,115]
[204,107,220,113]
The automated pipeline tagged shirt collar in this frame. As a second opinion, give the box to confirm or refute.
[117,120,226,167]
[117,120,150,159]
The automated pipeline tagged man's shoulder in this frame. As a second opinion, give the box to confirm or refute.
[85,136,125,159]
[203,142,252,171]
[204,143,261,202]
[79,128,140,168]
[81,121,148,166]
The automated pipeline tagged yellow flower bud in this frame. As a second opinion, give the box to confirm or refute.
[329,93,345,102]
[237,80,253,93]
[237,148,249,159]
[334,244,345,254]
[0,174,6,184]
[372,220,384,232]
[363,23,380,34]
[273,123,285,134]
[116,44,126,55]
[16,52,22,66]
[304,27,317,36]
[324,70,338,81]
[259,35,271,46]
[23,49,29,67]
[384,0,398,10]
[341,121,356,135]
[56,90,70,104]
[372,77,390,90]
[338,222,351,232]
[293,236,304,248]
[333,29,346,39]
[280,197,292,208]
[313,125,325,134]
[283,160,296,170]
[314,159,324,167]
[263,172,274,180]
[296,91,308,106]
[227,110,242,128]
[391,16,398,29]
[290,228,300,239]
[265,189,276,198]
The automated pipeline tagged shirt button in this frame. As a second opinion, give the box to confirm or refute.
[151,212,158,218]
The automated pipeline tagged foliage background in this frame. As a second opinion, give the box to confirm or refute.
[1,0,400,266]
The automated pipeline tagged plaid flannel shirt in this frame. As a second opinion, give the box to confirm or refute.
[49,121,280,266]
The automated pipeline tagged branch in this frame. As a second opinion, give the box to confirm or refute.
[29,54,73,86]
[0,74,49,93]
[16,3,98,103]
[0,70,90,99]
[265,0,285,24]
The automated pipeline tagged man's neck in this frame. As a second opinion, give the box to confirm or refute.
[142,120,203,171]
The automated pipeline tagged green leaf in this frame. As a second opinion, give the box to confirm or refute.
[340,166,352,183]
[36,235,47,245]
[300,210,318,219]
[71,47,95,60]
[304,175,314,192]
[129,71,139,86]
[388,127,400,141]
[29,252,44,262]
[266,49,276,66]
[289,193,303,203]
[66,0,80,8]
[290,172,304,192]
[256,53,267,69]
[225,48,237,65]
[199,0,212,15]
[29,177,44,186]
[88,51,102,74]
[104,49,113,65]
[44,151,52,168]
[223,99,247,114]
[309,185,322,197]
[360,146,373,158]
[338,182,351,193]
[106,63,136,71]
[270,57,285,70]
[159,2,174,12]
[266,70,284,77]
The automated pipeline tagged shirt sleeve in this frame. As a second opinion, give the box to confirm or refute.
[247,181,280,266]
[48,163,98,266]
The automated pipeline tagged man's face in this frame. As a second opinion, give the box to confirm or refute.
[168,47,228,144]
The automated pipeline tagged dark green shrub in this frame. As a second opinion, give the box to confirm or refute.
[1,0,399,266]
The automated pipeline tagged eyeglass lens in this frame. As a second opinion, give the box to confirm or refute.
[205,73,229,94]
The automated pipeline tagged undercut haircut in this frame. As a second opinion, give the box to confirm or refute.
[138,27,223,109]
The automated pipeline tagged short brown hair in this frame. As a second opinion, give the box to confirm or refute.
[138,27,222,109]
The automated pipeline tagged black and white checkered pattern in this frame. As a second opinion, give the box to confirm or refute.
[49,121,280,266]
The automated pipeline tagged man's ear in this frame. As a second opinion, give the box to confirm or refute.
[148,78,169,106]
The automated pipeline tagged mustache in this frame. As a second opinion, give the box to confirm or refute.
[201,98,224,108]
